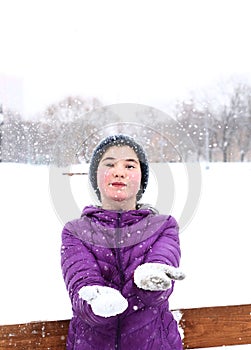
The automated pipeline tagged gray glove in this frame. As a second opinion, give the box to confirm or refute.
[79,285,128,317]
[134,263,185,291]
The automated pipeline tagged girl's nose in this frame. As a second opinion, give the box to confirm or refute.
[113,163,125,178]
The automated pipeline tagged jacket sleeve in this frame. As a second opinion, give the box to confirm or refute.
[61,221,113,326]
[134,215,181,306]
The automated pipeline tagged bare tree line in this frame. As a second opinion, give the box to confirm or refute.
[174,82,251,162]
[0,82,251,165]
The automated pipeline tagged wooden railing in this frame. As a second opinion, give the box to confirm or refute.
[1,304,251,349]
[179,304,251,348]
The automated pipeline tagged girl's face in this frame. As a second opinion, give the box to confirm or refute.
[97,146,142,210]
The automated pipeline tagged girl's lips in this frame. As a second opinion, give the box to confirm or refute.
[110,182,127,187]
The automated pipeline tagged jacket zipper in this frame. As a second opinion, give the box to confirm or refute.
[115,212,125,350]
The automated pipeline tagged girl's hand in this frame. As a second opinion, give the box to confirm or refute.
[134,263,185,291]
[79,285,128,317]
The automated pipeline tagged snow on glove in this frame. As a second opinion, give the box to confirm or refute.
[78,285,128,317]
[134,263,185,291]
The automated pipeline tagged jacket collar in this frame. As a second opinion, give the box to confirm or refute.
[81,205,155,227]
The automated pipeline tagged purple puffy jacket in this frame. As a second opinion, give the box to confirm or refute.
[61,205,183,350]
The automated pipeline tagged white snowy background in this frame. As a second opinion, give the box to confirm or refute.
[1,0,251,117]
[0,161,250,350]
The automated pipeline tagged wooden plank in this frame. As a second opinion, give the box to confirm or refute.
[0,304,251,349]
[0,320,69,349]
[179,304,251,349]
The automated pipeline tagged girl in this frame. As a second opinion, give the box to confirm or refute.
[61,134,184,349]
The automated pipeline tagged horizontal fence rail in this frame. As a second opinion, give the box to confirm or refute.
[1,304,251,349]
[179,304,251,348]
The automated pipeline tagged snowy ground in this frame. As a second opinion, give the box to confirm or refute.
[0,162,251,349]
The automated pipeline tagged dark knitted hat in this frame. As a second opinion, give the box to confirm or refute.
[89,134,149,202]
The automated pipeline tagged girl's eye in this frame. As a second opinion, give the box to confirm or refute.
[105,163,114,167]
[126,164,135,169]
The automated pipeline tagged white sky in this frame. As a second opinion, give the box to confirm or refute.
[1,0,251,117]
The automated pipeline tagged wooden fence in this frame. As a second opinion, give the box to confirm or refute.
[1,304,251,349]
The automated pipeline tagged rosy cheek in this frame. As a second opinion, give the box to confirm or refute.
[98,168,111,186]
[129,172,141,185]
[103,169,112,183]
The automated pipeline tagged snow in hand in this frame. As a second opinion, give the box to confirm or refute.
[79,285,128,317]
[134,263,185,291]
